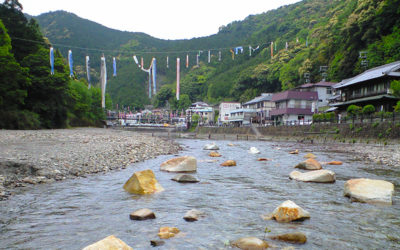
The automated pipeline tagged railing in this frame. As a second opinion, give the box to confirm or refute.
[312,112,400,125]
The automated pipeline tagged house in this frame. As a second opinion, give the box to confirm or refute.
[296,81,336,111]
[219,102,241,125]
[228,107,257,126]
[186,102,214,125]
[270,90,318,124]
[331,61,400,113]
[242,93,275,124]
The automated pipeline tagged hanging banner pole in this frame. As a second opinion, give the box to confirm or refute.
[176,58,180,100]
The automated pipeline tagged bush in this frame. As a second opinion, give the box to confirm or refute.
[362,104,375,115]
[0,110,41,129]
[347,105,362,117]
[372,121,380,128]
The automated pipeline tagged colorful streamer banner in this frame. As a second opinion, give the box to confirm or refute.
[218,51,221,61]
[270,42,274,58]
[113,57,117,77]
[286,42,288,50]
[68,50,73,77]
[234,46,243,54]
[186,54,189,68]
[152,58,157,95]
[196,54,199,67]
[133,55,139,66]
[49,47,54,75]
[167,56,169,68]
[208,50,211,63]
[176,58,180,100]
[100,56,107,108]
[230,49,235,60]
[86,55,91,88]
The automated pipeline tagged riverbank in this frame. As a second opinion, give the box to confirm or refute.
[0,128,181,200]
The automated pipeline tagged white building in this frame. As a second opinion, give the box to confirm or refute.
[296,81,336,111]
[242,93,275,124]
[186,102,214,125]
[219,102,241,124]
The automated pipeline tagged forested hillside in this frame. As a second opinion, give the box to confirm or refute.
[33,0,400,111]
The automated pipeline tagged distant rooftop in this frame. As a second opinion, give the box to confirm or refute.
[297,81,337,89]
[334,61,400,89]
[244,93,274,105]
[271,90,318,102]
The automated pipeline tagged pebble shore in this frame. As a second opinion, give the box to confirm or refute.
[0,128,181,199]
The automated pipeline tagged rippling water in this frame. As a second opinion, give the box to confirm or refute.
[0,139,399,249]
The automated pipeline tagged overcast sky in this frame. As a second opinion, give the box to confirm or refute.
[22,0,301,40]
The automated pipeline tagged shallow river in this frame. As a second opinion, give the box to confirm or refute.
[0,139,399,249]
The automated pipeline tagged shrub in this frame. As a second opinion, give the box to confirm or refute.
[362,104,375,115]
[372,121,380,128]
[347,105,362,117]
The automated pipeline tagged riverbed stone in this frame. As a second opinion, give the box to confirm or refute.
[220,160,237,167]
[289,170,336,183]
[262,200,310,222]
[203,143,219,150]
[289,149,299,154]
[295,158,322,170]
[82,235,133,250]
[129,208,156,220]
[269,232,307,244]
[183,209,205,222]
[231,237,269,249]
[209,151,222,157]
[171,174,199,183]
[160,156,197,172]
[326,161,343,165]
[123,169,164,195]
[158,227,180,239]
[344,178,394,205]
[150,240,165,247]
[303,153,316,159]
[249,147,261,154]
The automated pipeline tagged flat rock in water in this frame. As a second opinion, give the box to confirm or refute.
[203,143,219,150]
[289,169,336,183]
[344,178,394,205]
[150,240,165,247]
[171,174,199,183]
[325,161,343,165]
[220,160,237,167]
[303,153,316,159]
[209,151,222,157]
[160,156,197,172]
[231,237,269,249]
[129,208,156,220]
[158,227,180,239]
[295,158,322,170]
[269,232,307,244]
[262,200,310,223]
[83,235,133,250]
[123,169,164,195]
[183,209,205,222]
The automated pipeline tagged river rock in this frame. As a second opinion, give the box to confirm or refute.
[129,208,156,220]
[183,209,205,222]
[249,147,261,154]
[171,174,199,183]
[289,170,336,183]
[203,143,219,150]
[262,200,310,222]
[326,161,343,165]
[123,169,164,195]
[150,240,165,247]
[220,160,237,167]
[160,156,197,172]
[344,178,394,205]
[158,227,180,239]
[257,158,270,161]
[82,235,133,250]
[231,237,269,249]
[289,149,299,154]
[303,153,316,159]
[269,232,307,244]
[295,158,322,170]
[209,151,222,157]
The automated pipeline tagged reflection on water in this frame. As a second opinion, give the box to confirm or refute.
[0,139,399,249]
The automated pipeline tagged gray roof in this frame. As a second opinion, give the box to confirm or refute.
[244,93,273,105]
[334,61,400,89]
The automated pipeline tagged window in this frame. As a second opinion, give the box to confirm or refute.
[326,87,332,94]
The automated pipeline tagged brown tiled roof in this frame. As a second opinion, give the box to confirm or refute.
[271,90,318,102]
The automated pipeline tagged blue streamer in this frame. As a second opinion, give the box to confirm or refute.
[68,50,73,77]
[50,47,54,75]
[86,56,91,88]
[113,57,117,77]
[152,58,156,94]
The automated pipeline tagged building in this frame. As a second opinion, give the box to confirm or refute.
[331,61,400,113]
[219,102,241,125]
[228,108,257,126]
[242,93,275,124]
[186,102,214,125]
[270,90,318,124]
[296,81,336,111]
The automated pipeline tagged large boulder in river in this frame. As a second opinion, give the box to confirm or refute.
[262,200,310,223]
[160,156,197,172]
[203,143,219,150]
[231,237,269,249]
[123,169,164,195]
[344,178,394,205]
[289,170,336,183]
[295,158,322,170]
[249,147,261,154]
[83,235,133,250]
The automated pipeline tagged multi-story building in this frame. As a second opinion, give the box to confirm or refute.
[296,81,336,111]
[331,61,400,113]
[186,102,214,125]
[242,93,275,124]
[219,102,241,125]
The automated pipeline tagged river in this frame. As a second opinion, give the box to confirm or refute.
[0,139,399,249]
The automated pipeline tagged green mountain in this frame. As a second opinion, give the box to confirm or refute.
[33,0,400,110]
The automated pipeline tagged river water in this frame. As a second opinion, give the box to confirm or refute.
[0,139,399,249]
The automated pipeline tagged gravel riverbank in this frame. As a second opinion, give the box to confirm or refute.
[0,128,181,200]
